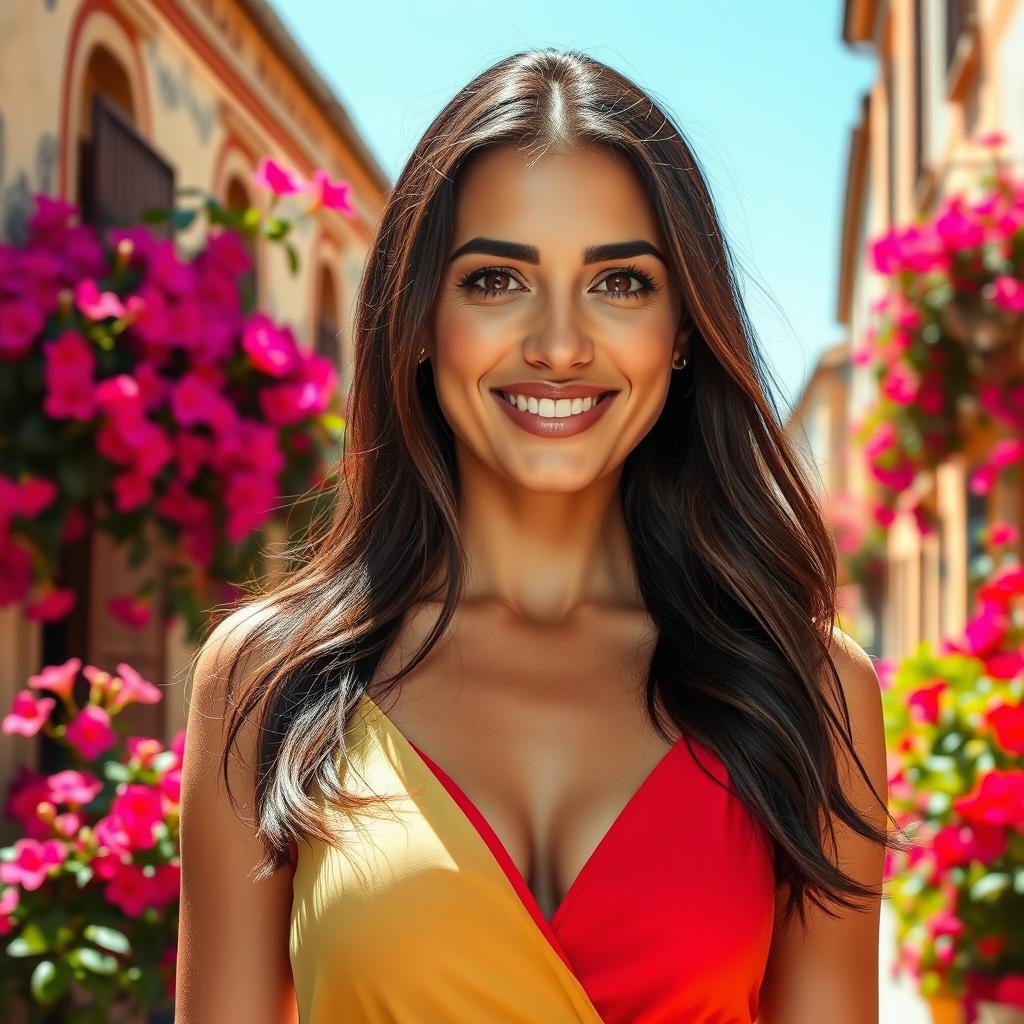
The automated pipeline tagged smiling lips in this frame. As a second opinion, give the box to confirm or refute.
[490,382,618,438]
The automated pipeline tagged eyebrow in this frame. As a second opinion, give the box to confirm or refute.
[448,237,669,266]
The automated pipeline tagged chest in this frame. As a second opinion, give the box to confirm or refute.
[365,601,680,921]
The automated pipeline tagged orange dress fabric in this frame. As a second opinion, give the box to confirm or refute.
[289,693,776,1023]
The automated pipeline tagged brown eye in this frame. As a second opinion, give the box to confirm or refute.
[458,267,526,299]
[604,272,634,294]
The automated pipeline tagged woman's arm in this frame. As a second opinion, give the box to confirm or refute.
[756,627,889,1024]
[175,603,299,1024]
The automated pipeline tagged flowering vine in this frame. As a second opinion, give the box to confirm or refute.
[0,157,354,641]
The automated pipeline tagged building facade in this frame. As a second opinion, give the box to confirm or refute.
[787,0,1024,661]
[0,0,390,831]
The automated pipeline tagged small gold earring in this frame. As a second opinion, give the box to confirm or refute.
[418,347,427,363]
[672,351,687,370]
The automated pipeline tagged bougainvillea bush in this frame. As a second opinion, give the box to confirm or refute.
[853,131,1024,535]
[0,658,182,1022]
[0,157,352,642]
[883,544,1024,1020]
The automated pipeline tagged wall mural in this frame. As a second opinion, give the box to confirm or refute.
[146,38,217,147]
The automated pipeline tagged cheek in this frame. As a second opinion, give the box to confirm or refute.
[430,305,502,429]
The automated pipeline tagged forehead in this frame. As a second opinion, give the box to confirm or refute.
[451,143,663,252]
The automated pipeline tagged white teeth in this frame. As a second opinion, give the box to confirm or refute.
[499,391,605,418]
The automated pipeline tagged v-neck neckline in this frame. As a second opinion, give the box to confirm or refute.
[357,692,684,940]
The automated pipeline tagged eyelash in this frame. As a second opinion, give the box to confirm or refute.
[456,263,658,301]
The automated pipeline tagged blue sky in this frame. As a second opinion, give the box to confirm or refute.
[271,1,877,414]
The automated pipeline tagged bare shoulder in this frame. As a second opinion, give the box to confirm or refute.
[176,594,300,1024]
[821,625,885,759]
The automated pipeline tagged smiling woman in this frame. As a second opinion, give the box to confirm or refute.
[175,47,904,1024]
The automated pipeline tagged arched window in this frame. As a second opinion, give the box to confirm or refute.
[76,44,172,231]
[315,263,343,386]
[224,175,259,310]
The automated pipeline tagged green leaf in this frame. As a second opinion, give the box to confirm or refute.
[262,217,292,241]
[31,958,72,1003]
[7,920,51,956]
[170,208,198,232]
[83,924,131,956]
[104,761,131,783]
[284,243,300,275]
[969,871,1010,902]
[73,946,119,975]
[140,207,171,224]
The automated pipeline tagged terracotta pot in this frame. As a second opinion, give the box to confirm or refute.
[927,997,1024,1024]
[929,994,966,1024]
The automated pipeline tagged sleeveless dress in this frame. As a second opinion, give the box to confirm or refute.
[289,692,777,1023]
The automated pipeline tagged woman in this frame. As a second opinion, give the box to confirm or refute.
[176,49,900,1024]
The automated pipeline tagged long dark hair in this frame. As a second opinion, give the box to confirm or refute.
[200,47,904,930]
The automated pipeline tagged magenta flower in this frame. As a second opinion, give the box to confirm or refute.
[111,783,165,850]
[24,586,76,622]
[242,313,299,377]
[2,691,56,737]
[107,662,161,713]
[953,769,1024,829]
[127,736,164,768]
[908,680,947,724]
[0,886,20,936]
[935,197,985,251]
[990,275,1024,312]
[0,536,33,605]
[16,475,57,518]
[108,593,152,629]
[0,299,45,361]
[47,769,103,808]
[170,371,225,427]
[986,701,1024,755]
[28,658,81,700]
[92,815,132,861]
[42,330,97,420]
[0,837,67,891]
[310,168,356,216]
[988,521,1019,547]
[74,278,126,320]
[962,604,1009,657]
[111,467,154,513]
[251,156,308,196]
[64,704,116,761]
[976,130,1008,149]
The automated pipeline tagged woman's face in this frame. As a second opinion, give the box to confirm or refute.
[427,143,686,494]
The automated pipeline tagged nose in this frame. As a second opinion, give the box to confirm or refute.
[521,296,594,372]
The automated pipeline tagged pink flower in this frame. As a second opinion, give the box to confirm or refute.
[251,156,308,196]
[995,975,1024,1009]
[242,313,299,377]
[986,701,1024,755]
[977,934,1008,959]
[106,662,162,714]
[2,691,56,737]
[988,521,1019,547]
[935,197,985,250]
[933,822,1007,869]
[309,169,356,216]
[111,783,165,850]
[962,604,1008,656]
[990,275,1024,312]
[127,736,164,768]
[74,278,126,320]
[64,704,116,761]
[976,130,1008,149]
[0,536,33,605]
[47,769,103,808]
[108,593,152,629]
[953,769,1024,829]
[18,476,57,517]
[111,468,153,512]
[24,586,76,622]
[171,371,225,427]
[908,680,946,724]
[42,330,97,420]
[0,838,67,891]
[0,886,20,936]
[28,658,81,700]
